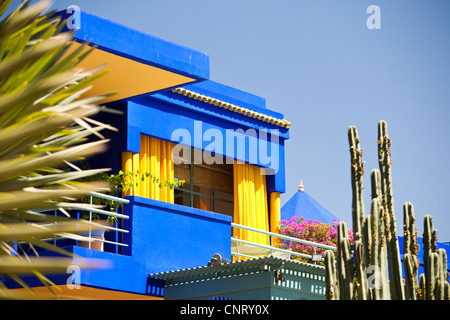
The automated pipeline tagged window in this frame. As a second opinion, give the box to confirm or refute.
[173,148,234,216]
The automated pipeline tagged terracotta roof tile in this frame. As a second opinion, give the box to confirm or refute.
[172,87,291,128]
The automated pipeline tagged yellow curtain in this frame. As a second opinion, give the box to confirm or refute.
[233,162,270,245]
[121,135,174,203]
[270,192,281,246]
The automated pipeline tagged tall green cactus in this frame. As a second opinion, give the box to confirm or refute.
[336,221,355,299]
[348,126,365,243]
[421,215,450,300]
[403,202,419,300]
[423,215,436,300]
[377,121,405,300]
[324,121,450,300]
[324,250,338,300]
[437,249,450,300]
[348,126,369,299]
[369,169,390,299]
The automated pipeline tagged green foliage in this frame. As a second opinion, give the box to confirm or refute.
[101,170,184,222]
[66,161,185,223]
[87,169,184,222]
[108,169,185,196]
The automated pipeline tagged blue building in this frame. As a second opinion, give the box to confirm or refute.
[9,9,331,300]
[8,8,448,301]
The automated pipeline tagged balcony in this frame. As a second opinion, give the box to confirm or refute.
[9,193,232,296]
[8,192,335,299]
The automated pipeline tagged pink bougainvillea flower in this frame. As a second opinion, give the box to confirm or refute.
[277,216,354,264]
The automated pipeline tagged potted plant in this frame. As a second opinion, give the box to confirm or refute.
[68,165,122,251]
[78,211,117,251]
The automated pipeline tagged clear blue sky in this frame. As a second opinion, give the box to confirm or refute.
[9,1,450,241]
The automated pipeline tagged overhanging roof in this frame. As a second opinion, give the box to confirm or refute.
[56,10,209,103]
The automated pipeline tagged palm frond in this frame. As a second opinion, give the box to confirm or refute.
[0,0,118,299]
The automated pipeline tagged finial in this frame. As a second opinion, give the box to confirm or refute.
[298,180,304,191]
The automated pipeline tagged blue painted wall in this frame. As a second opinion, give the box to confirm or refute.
[123,196,232,272]
[122,92,288,193]
[91,81,289,194]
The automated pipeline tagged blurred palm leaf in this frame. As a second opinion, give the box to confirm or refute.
[0,0,116,298]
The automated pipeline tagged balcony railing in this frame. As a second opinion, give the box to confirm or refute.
[231,222,336,264]
[71,191,130,252]
[36,192,131,253]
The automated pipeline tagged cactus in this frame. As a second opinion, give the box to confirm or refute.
[377,121,405,300]
[336,221,355,299]
[403,202,419,300]
[354,239,369,299]
[437,249,449,300]
[421,215,450,300]
[419,273,426,300]
[348,126,371,299]
[423,215,436,300]
[369,169,390,299]
[324,250,338,300]
[348,126,365,243]
[324,121,450,300]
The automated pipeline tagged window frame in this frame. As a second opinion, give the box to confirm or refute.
[174,149,234,215]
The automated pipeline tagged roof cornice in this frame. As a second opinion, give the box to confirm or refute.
[172,87,291,129]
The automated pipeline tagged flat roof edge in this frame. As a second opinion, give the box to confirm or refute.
[55,10,210,80]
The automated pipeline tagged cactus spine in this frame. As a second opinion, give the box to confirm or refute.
[324,121,450,300]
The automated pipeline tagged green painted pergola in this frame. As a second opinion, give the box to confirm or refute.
[148,256,327,300]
